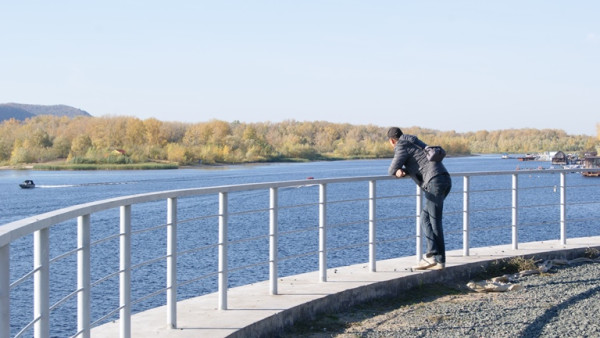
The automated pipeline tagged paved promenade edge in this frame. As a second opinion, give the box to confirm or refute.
[91,236,600,338]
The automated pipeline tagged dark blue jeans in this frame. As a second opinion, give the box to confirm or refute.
[421,173,452,264]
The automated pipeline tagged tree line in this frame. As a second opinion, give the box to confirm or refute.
[0,115,598,166]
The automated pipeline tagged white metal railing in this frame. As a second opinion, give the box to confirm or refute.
[1,168,600,338]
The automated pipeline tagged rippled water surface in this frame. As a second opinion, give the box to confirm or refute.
[2,156,599,336]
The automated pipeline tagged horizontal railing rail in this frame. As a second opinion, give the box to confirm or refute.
[1,168,600,338]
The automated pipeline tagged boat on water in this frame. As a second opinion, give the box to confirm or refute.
[582,155,600,177]
[517,154,536,161]
[19,180,35,189]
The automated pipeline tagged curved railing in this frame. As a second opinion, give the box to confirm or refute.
[1,168,600,338]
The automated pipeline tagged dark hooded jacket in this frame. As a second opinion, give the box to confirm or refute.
[388,134,449,188]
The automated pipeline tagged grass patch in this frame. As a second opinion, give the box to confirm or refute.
[33,163,179,170]
[473,256,539,281]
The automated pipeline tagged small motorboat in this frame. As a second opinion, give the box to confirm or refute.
[19,180,35,189]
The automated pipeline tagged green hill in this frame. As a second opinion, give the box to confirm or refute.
[0,103,92,121]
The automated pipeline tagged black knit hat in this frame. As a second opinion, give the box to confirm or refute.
[387,127,403,140]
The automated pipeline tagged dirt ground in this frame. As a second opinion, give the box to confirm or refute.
[278,283,482,337]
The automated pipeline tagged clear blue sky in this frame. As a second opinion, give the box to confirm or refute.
[1,1,598,135]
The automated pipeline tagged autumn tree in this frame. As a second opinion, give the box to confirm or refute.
[2,115,599,166]
[69,135,93,158]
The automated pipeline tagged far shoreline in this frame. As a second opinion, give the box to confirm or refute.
[0,157,346,171]
[0,154,482,171]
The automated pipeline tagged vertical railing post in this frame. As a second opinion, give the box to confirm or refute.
[512,174,519,250]
[269,187,278,295]
[560,172,567,245]
[34,228,50,338]
[319,184,327,282]
[463,176,470,256]
[0,244,9,338]
[166,198,177,328]
[120,205,131,338]
[218,192,228,310]
[415,185,423,263]
[368,180,376,272]
[77,214,91,338]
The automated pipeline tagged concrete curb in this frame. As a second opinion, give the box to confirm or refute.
[230,245,600,338]
[91,238,600,338]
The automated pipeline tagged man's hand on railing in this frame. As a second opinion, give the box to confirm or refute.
[394,169,406,178]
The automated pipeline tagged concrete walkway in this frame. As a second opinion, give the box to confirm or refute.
[91,236,600,337]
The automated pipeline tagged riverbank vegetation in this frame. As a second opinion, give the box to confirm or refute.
[32,162,179,170]
[0,115,598,167]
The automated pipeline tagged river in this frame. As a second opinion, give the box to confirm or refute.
[2,155,599,336]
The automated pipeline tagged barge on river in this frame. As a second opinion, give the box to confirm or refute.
[582,154,600,177]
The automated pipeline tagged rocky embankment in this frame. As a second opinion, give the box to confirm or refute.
[282,258,600,337]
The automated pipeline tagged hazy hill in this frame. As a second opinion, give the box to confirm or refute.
[0,103,92,121]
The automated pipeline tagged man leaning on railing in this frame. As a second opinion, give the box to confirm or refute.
[387,127,452,271]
